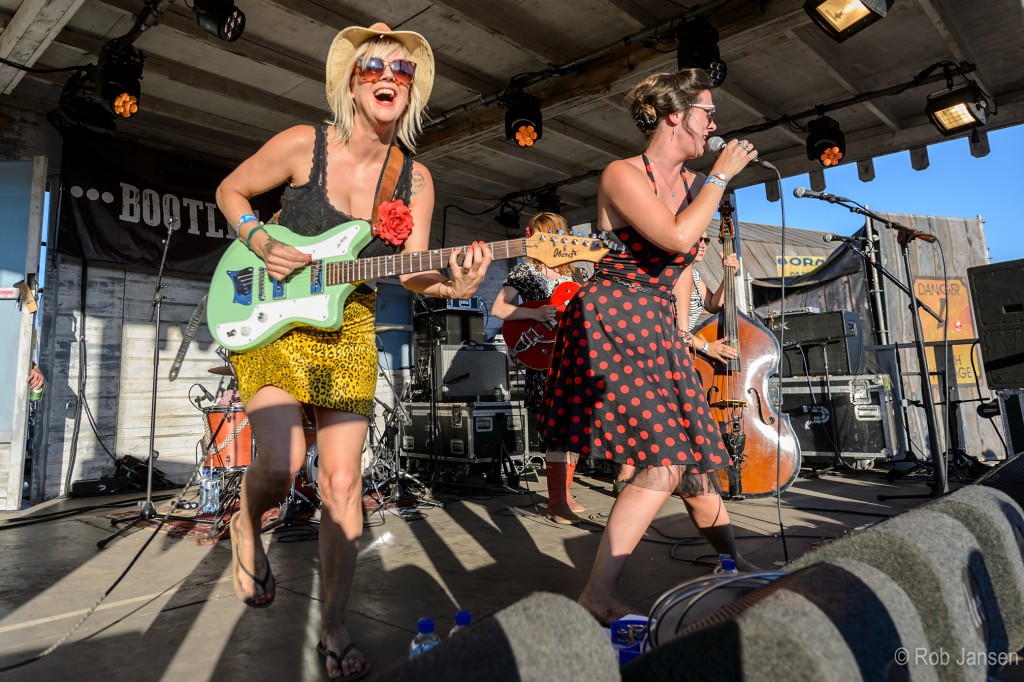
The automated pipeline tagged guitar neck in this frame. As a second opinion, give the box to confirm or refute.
[325,238,527,285]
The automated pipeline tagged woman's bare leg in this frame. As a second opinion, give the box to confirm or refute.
[578,484,671,623]
[314,408,370,679]
[232,386,308,605]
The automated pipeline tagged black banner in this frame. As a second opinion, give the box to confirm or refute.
[57,129,281,276]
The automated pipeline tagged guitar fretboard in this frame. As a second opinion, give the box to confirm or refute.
[324,238,528,285]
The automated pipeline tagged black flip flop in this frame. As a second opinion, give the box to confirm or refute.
[316,641,371,681]
[230,515,275,608]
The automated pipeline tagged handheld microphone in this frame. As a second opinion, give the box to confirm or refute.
[823,233,869,244]
[793,187,850,203]
[706,137,777,171]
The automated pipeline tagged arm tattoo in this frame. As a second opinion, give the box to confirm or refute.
[411,169,426,196]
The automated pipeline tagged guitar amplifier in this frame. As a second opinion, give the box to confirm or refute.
[767,310,863,376]
[414,308,485,346]
[416,343,510,403]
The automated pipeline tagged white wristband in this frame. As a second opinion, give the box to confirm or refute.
[700,341,709,354]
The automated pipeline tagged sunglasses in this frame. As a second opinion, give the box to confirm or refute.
[698,236,712,245]
[355,57,416,86]
[690,103,716,125]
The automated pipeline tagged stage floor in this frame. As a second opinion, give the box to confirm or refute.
[1,464,1021,681]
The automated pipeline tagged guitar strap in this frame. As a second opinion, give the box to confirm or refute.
[370,144,407,227]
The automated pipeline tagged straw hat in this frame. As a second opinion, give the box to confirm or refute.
[325,22,435,109]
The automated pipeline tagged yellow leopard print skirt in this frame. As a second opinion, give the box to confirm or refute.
[230,291,377,418]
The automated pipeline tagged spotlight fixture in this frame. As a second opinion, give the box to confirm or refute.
[534,190,561,216]
[806,115,846,167]
[494,201,521,230]
[676,17,726,88]
[192,0,246,42]
[57,67,117,130]
[94,43,144,119]
[504,91,542,148]
[803,0,894,43]
[925,84,992,136]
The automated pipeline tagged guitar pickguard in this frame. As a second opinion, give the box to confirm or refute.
[215,295,332,345]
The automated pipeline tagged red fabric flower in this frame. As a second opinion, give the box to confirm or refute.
[374,199,414,246]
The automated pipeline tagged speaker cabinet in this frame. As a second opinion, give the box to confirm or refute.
[969,259,1024,390]
[418,343,510,403]
[790,509,1006,680]
[766,311,863,375]
[625,559,936,682]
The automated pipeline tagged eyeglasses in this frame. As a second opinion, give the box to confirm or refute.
[698,236,712,245]
[354,57,416,86]
[690,104,716,125]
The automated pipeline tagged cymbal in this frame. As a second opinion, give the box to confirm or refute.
[375,324,407,334]
[208,365,233,376]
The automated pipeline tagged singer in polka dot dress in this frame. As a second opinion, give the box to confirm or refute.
[539,69,762,624]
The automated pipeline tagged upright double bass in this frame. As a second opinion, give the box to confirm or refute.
[692,196,800,498]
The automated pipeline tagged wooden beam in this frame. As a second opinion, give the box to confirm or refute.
[429,0,569,65]
[56,28,328,124]
[0,0,87,94]
[477,139,594,179]
[544,118,636,159]
[599,0,656,29]
[98,0,325,82]
[789,26,901,131]
[913,0,995,98]
[716,83,805,145]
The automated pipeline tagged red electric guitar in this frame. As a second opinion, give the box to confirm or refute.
[502,281,581,370]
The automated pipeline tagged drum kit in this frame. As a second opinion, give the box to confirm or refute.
[195,325,417,529]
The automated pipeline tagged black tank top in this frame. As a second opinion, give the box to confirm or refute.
[277,125,413,260]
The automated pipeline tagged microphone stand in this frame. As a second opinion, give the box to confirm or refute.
[821,202,947,498]
[98,217,178,549]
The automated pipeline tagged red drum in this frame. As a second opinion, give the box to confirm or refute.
[203,405,253,469]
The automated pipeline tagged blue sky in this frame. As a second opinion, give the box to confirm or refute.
[731,124,1022,265]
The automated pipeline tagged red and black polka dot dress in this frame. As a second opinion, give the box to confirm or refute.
[539,223,731,493]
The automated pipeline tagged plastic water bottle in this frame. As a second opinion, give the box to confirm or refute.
[449,610,471,637]
[409,617,442,659]
[202,471,221,514]
[714,554,739,574]
[197,470,209,511]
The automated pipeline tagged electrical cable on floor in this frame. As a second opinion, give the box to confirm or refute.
[0,460,202,673]
[0,493,178,530]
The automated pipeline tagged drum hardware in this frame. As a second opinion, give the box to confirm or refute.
[375,324,407,334]
[366,350,442,517]
[262,427,320,533]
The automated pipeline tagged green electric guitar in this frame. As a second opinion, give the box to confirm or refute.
[207,220,616,352]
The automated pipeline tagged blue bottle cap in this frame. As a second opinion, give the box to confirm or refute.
[455,610,471,626]
[721,558,737,571]
[418,617,435,633]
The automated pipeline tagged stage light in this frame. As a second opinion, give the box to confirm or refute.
[56,67,116,130]
[495,202,521,230]
[94,44,144,119]
[925,84,991,136]
[803,0,894,43]
[676,17,726,88]
[192,0,245,42]
[504,92,542,148]
[806,115,846,167]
